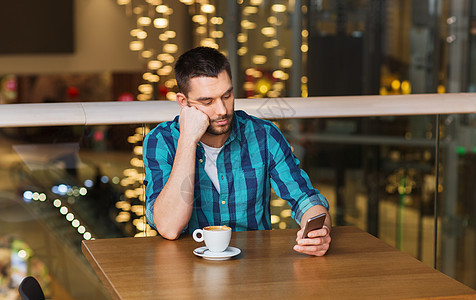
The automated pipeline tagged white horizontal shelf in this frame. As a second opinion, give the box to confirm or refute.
[0,93,475,127]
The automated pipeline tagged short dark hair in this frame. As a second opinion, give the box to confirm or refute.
[174,47,232,96]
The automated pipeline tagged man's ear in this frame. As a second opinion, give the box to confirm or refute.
[176,92,188,108]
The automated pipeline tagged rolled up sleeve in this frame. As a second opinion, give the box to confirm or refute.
[143,130,173,229]
[267,123,329,225]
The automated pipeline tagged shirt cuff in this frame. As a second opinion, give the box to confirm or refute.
[146,200,157,230]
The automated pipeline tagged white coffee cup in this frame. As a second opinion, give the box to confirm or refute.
[193,225,231,252]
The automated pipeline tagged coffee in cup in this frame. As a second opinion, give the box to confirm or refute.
[193,225,231,252]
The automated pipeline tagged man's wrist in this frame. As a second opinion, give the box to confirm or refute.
[178,135,200,149]
[300,205,329,227]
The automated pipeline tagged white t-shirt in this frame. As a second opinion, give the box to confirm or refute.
[200,142,224,194]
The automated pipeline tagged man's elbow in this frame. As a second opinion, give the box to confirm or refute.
[152,211,188,240]
[159,230,181,240]
[156,223,182,240]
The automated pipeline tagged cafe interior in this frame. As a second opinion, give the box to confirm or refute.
[0,0,475,298]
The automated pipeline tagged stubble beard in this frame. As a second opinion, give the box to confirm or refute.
[206,114,233,135]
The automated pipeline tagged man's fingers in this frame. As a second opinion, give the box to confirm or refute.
[294,243,330,253]
[306,226,330,238]
[296,225,331,242]
[293,244,330,257]
[297,235,331,246]
[296,228,304,241]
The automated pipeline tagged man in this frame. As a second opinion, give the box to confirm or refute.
[143,46,331,256]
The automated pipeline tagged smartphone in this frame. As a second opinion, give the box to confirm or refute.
[302,213,326,238]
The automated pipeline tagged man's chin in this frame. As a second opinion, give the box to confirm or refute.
[206,122,232,135]
[206,116,233,135]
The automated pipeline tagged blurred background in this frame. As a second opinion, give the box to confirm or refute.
[0,0,475,298]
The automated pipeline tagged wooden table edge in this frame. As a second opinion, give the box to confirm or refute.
[406,295,476,300]
[81,240,122,300]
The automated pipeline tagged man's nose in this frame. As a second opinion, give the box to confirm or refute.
[215,99,227,116]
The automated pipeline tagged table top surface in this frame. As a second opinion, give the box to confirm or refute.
[81,226,476,300]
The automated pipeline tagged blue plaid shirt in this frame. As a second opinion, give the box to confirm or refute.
[143,110,328,234]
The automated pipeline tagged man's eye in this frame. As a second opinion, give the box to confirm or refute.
[223,94,231,99]
[203,101,213,105]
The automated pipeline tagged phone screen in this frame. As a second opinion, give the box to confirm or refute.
[302,213,326,238]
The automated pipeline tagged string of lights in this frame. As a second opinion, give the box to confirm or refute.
[23,188,93,240]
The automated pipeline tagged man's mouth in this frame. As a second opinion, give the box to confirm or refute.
[214,116,231,126]
[215,119,229,126]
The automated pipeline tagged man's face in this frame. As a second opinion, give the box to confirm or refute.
[184,70,234,136]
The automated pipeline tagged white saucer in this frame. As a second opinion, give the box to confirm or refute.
[193,246,241,261]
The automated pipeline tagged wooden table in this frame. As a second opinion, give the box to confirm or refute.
[81,226,475,299]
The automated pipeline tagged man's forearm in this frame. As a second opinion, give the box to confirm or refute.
[153,137,197,239]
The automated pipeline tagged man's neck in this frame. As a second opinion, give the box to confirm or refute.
[200,132,230,148]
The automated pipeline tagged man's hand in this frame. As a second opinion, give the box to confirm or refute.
[293,225,331,256]
[179,106,209,144]
[294,205,332,256]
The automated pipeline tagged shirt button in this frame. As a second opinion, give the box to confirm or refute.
[221,175,224,180]
[199,159,203,163]
[221,201,226,205]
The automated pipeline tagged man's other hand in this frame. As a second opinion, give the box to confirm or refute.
[179,106,209,143]
[293,225,331,256]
